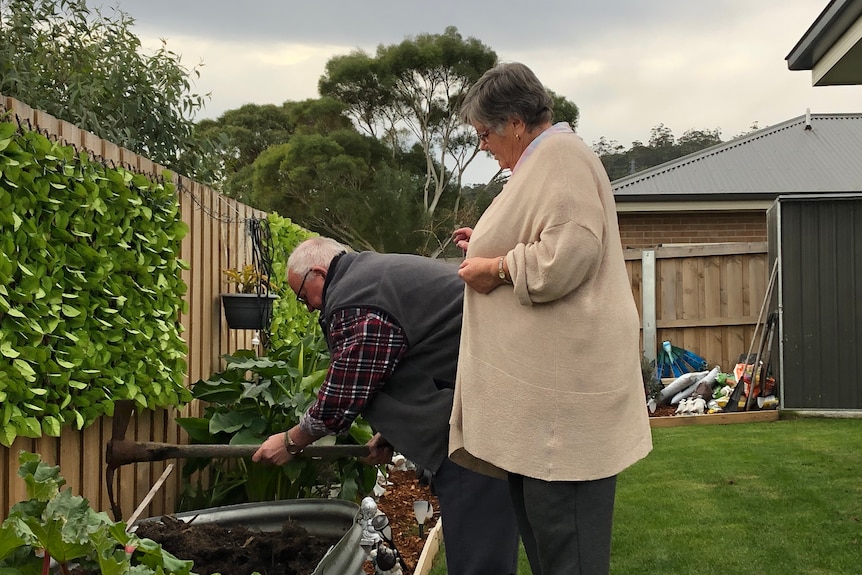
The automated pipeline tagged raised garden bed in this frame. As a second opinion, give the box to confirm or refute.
[650,408,779,428]
[135,499,366,575]
[132,471,440,575]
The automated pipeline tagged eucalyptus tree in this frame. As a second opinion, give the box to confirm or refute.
[318,27,497,249]
[0,0,211,181]
[196,98,358,204]
[318,30,588,254]
[249,129,424,253]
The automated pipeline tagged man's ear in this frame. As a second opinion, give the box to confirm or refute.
[312,264,328,278]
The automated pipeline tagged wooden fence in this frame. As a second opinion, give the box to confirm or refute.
[625,242,769,372]
[0,96,770,523]
[1,96,265,522]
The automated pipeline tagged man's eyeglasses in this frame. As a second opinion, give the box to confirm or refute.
[477,127,492,143]
[296,269,312,305]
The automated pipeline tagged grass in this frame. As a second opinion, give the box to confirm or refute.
[429,415,862,574]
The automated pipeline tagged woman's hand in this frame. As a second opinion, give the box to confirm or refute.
[362,433,394,466]
[452,227,473,252]
[458,256,506,294]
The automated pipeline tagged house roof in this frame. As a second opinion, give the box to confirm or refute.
[786,0,862,85]
[612,113,862,202]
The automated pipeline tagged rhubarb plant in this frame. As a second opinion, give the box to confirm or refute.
[0,451,193,575]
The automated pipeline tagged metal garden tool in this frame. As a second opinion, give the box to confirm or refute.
[105,399,369,520]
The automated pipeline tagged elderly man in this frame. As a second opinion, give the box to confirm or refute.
[253,236,520,575]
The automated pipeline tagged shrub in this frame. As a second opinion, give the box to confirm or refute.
[175,339,377,511]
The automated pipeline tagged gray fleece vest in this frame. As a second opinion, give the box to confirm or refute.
[322,251,463,472]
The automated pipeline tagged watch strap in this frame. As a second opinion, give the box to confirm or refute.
[498,256,511,283]
[283,431,303,455]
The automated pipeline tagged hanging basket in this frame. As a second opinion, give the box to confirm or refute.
[221,293,278,330]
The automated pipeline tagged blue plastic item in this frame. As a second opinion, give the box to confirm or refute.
[656,340,708,378]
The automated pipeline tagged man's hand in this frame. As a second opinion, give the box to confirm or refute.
[362,432,394,466]
[252,432,293,466]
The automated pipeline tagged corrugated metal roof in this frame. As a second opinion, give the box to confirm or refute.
[612,113,862,201]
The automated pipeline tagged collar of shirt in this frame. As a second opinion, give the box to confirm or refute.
[321,251,347,307]
[511,122,575,174]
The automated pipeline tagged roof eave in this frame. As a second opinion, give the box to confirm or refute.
[786,0,862,70]
[614,192,778,203]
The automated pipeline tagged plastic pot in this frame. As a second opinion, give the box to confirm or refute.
[221,293,278,330]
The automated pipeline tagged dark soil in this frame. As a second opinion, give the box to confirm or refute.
[650,404,678,417]
[130,468,439,575]
[134,515,339,575]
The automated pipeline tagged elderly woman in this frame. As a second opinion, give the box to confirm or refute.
[450,62,653,575]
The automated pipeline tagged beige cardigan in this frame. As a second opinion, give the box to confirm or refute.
[449,130,653,481]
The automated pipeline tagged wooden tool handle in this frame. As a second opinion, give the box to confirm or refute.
[106,440,370,466]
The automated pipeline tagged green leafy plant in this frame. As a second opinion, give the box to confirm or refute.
[641,354,663,401]
[0,119,191,447]
[265,213,318,348]
[0,451,194,575]
[222,264,277,294]
[175,337,377,511]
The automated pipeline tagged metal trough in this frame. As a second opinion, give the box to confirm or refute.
[138,499,366,575]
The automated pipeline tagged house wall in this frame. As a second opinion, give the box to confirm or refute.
[618,211,767,248]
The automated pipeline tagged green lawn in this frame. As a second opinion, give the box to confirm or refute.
[430,415,862,574]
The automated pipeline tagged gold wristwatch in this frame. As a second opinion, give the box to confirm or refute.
[498,256,510,283]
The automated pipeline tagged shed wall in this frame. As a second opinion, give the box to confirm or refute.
[769,195,862,409]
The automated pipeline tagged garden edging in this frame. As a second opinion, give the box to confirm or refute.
[413,520,443,575]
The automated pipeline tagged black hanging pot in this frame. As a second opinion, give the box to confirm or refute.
[221,293,278,330]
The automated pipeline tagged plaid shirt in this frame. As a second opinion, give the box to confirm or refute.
[300,307,408,436]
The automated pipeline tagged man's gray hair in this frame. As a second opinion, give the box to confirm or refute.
[288,237,350,275]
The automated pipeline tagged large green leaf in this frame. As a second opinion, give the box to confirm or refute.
[0,524,26,561]
[174,417,214,443]
[209,410,253,435]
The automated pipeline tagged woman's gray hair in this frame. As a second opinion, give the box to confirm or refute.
[459,62,554,133]
[288,236,350,275]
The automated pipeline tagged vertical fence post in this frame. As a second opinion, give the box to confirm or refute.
[642,250,657,362]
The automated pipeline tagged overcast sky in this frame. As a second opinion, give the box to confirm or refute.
[100,0,861,183]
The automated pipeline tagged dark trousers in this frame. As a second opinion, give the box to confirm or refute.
[508,473,617,575]
[432,457,520,575]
